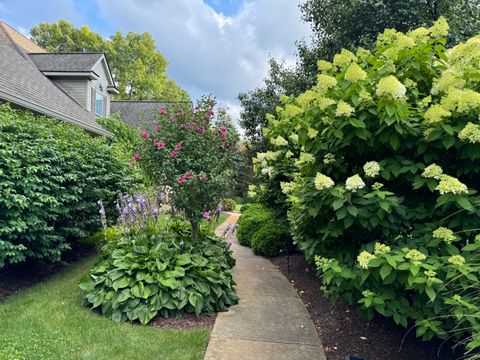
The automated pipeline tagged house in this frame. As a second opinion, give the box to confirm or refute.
[0,21,115,136]
[0,21,184,135]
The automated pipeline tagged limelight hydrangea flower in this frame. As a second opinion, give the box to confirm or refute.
[433,227,456,244]
[423,105,451,124]
[280,181,296,194]
[279,94,290,103]
[323,153,335,164]
[372,182,384,190]
[363,161,380,177]
[357,251,375,269]
[295,152,316,166]
[317,97,336,110]
[315,256,334,270]
[284,104,303,118]
[317,74,338,93]
[405,249,427,265]
[308,127,319,139]
[266,151,282,161]
[422,163,443,180]
[344,63,367,82]
[275,136,288,146]
[458,122,480,144]
[376,75,406,99]
[430,16,449,38]
[314,172,335,190]
[441,88,480,113]
[356,47,371,59]
[336,101,355,117]
[448,255,465,266]
[345,174,366,192]
[333,49,357,67]
[297,90,317,108]
[261,166,274,177]
[435,175,468,195]
[409,27,430,43]
[285,150,294,158]
[374,243,391,255]
[317,60,333,71]
[424,270,437,278]
[432,71,465,95]
[359,90,372,102]
[289,133,299,143]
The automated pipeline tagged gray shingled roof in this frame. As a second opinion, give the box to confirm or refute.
[29,53,104,72]
[111,101,191,128]
[0,26,110,137]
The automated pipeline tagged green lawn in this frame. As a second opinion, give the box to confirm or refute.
[0,256,210,360]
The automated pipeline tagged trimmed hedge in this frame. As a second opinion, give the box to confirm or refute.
[251,221,289,257]
[0,105,141,268]
[236,204,270,246]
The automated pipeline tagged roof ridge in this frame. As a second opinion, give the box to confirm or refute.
[29,52,104,55]
[0,21,46,53]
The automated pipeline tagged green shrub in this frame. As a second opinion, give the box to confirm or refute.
[237,204,270,246]
[0,105,141,268]
[251,221,289,257]
[80,223,238,324]
[255,18,480,344]
[221,198,237,211]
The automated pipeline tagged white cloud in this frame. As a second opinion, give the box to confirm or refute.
[94,0,311,126]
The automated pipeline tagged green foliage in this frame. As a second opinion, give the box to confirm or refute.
[221,198,237,211]
[236,205,271,247]
[80,223,238,324]
[137,97,239,238]
[0,105,140,268]
[251,221,289,257]
[30,20,189,101]
[257,19,480,345]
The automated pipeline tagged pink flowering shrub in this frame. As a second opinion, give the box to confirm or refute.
[137,96,238,239]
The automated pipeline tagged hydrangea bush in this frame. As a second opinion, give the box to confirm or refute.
[136,97,238,239]
[255,18,480,344]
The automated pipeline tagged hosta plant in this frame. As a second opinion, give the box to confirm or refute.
[255,18,480,344]
[80,193,237,324]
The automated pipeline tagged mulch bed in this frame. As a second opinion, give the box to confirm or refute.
[151,313,216,330]
[270,253,463,360]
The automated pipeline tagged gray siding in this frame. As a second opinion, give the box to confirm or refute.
[92,60,111,116]
[50,78,88,108]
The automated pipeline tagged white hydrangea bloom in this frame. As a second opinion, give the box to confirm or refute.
[363,161,380,177]
[422,164,443,180]
[376,75,406,99]
[314,173,335,190]
[345,174,366,192]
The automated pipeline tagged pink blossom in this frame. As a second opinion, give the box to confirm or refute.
[175,143,182,150]
[140,129,149,139]
[169,116,175,122]
[178,176,185,184]
[194,105,200,111]
[155,125,161,132]
[179,124,186,129]
[221,126,227,142]
[184,171,191,180]
[171,151,178,158]
[203,211,211,221]
[197,127,205,134]
[159,108,167,115]
[130,160,136,167]
[156,141,165,149]
[133,153,141,160]
[188,121,195,128]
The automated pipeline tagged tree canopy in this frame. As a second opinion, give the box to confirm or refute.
[30,20,189,101]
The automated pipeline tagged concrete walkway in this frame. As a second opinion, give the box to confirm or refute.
[204,214,326,360]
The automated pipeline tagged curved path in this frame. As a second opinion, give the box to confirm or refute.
[204,213,326,360]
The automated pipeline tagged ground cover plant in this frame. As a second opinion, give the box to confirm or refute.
[0,105,140,269]
[0,256,209,360]
[254,17,480,354]
[80,193,238,324]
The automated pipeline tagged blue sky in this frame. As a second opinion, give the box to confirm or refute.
[0,0,311,123]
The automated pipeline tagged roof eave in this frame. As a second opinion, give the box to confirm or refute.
[0,91,112,138]
[41,71,99,80]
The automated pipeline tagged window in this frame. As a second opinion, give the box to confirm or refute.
[95,85,105,116]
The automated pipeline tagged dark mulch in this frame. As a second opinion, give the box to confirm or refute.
[270,253,464,360]
[0,245,95,302]
[151,313,216,330]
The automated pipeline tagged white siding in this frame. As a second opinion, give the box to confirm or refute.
[51,79,88,108]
